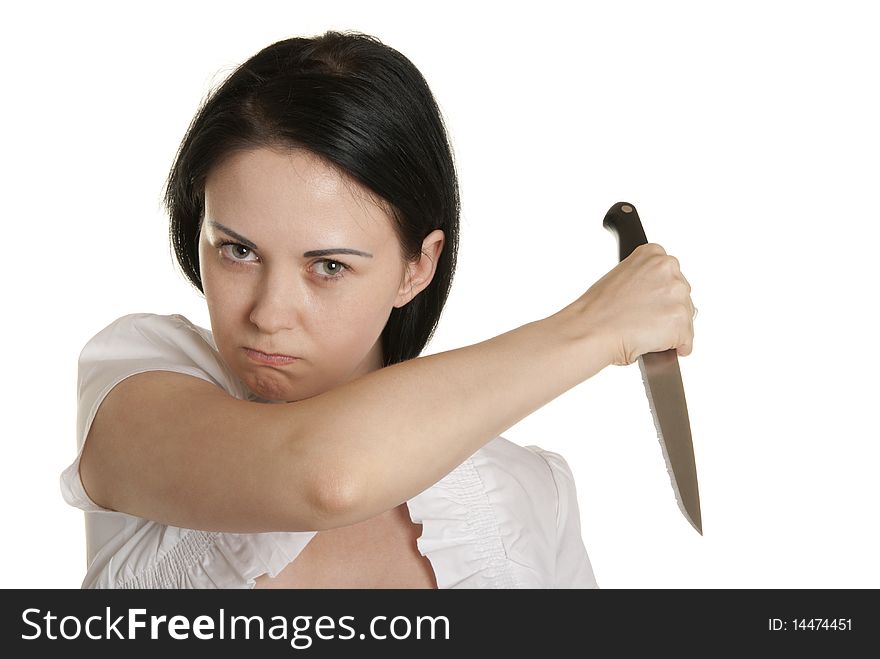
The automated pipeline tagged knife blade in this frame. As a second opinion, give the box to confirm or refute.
[602,201,702,535]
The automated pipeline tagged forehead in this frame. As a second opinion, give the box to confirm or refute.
[203,146,395,245]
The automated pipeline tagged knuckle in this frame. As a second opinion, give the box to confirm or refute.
[636,243,664,257]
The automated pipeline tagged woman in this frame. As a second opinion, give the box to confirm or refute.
[61,31,695,589]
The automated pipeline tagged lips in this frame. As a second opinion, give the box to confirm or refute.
[244,348,299,365]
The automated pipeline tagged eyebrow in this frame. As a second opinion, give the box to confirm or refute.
[206,220,373,258]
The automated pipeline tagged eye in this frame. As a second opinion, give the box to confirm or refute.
[218,241,258,263]
[313,259,349,281]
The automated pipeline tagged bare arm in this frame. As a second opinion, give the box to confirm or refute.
[290,308,611,528]
[81,243,694,533]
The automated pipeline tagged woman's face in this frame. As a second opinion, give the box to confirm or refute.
[198,147,419,403]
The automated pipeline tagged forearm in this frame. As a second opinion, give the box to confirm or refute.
[289,307,611,528]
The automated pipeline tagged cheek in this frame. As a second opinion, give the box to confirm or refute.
[198,248,220,295]
[202,263,251,307]
[318,287,393,341]
[314,294,372,330]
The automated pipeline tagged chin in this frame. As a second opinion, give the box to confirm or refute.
[245,374,292,403]
[248,375,328,405]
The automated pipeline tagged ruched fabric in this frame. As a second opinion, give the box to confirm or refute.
[61,313,598,589]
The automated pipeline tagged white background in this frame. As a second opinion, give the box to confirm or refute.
[2,0,877,588]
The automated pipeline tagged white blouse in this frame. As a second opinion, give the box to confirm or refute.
[60,313,599,589]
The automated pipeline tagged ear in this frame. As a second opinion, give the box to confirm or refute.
[394,229,445,308]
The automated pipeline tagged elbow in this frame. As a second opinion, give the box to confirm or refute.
[277,411,365,531]
[305,462,362,531]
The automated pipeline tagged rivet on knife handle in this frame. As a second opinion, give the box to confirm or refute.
[603,201,703,535]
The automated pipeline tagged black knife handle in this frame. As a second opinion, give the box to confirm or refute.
[603,201,648,262]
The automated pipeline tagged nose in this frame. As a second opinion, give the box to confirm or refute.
[248,267,305,334]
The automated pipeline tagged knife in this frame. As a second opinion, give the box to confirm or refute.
[603,201,702,535]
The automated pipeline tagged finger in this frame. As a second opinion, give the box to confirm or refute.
[678,317,695,357]
[679,270,692,294]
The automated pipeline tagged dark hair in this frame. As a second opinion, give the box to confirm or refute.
[164,30,459,366]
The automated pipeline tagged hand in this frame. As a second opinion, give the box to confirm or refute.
[570,243,695,366]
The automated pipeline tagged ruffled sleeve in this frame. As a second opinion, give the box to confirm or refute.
[528,447,599,588]
[61,312,314,589]
[60,313,251,514]
[406,437,597,589]
[406,453,524,588]
[83,525,316,589]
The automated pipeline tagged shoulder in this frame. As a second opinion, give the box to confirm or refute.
[72,312,249,454]
[80,312,217,363]
[469,436,575,545]
[77,312,246,399]
[474,436,575,510]
[472,438,598,589]
[408,436,577,588]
